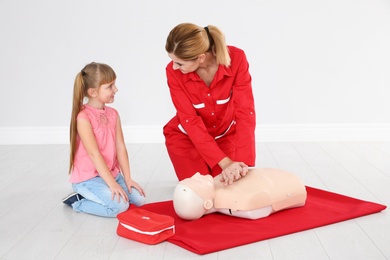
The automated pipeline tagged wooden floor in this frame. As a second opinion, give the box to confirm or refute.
[0,142,389,260]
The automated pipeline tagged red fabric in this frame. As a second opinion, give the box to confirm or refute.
[164,46,256,169]
[164,125,237,180]
[136,186,386,255]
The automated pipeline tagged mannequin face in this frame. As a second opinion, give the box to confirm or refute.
[173,183,206,220]
[180,173,215,200]
[173,173,215,220]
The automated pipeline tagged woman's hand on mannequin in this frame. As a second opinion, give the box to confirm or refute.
[219,157,249,186]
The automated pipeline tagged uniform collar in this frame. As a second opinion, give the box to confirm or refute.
[184,64,233,86]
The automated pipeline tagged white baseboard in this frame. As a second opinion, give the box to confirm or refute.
[0,124,389,145]
[0,126,165,145]
[257,124,390,142]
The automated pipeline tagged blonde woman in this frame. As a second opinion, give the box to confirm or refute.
[164,23,256,185]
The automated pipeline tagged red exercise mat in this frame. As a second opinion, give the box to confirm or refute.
[135,186,386,255]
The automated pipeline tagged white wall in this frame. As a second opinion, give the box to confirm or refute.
[1,0,389,144]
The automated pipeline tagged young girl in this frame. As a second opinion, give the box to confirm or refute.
[63,62,145,217]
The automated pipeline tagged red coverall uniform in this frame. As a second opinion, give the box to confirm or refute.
[163,46,256,180]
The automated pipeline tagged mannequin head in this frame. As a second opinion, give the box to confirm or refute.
[173,173,216,220]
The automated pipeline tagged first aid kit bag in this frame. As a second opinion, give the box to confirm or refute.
[117,208,175,245]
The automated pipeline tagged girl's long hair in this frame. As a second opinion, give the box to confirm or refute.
[68,62,116,174]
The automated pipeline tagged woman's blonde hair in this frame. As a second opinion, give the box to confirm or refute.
[68,62,116,174]
[165,23,231,66]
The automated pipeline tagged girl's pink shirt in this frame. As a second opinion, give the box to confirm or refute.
[69,104,120,183]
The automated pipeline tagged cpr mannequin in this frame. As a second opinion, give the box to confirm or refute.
[173,168,307,220]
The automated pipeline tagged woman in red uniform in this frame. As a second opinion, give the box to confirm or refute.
[164,23,256,185]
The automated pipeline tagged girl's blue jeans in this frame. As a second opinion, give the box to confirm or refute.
[72,174,145,217]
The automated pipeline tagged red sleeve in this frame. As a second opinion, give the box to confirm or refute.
[166,66,227,168]
[231,49,256,165]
